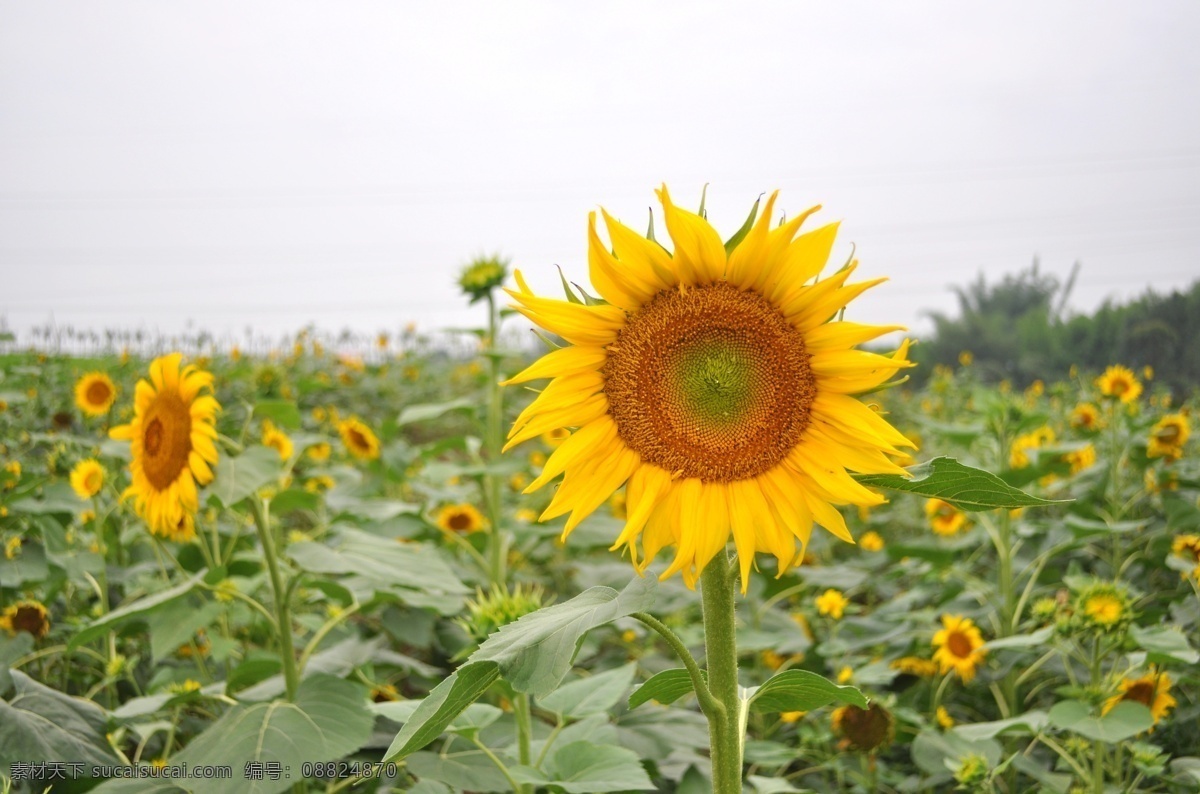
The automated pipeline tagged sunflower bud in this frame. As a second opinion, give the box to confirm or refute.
[457,255,510,304]
[457,584,547,643]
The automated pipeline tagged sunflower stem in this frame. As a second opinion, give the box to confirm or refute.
[483,290,507,588]
[251,497,299,702]
[700,551,743,794]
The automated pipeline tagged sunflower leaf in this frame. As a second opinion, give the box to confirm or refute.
[68,572,206,652]
[629,667,707,710]
[854,456,1069,512]
[1047,700,1154,743]
[747,669,868,713]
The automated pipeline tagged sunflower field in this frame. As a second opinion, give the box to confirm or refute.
[2,192,1199,794]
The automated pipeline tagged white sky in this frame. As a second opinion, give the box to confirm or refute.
[2,1,1198,347]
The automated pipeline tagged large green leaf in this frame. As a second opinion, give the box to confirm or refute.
[69,572,206,651]
[1130,625,1200,665]
[0,671,121,771]
[855,456,1068,511]
[539,663,637,718]
[512,741,656,793]
[386,576,657,760]
[1047,700,1154,743]
[208,445,284,507]
[94,674,373,794]
[983,627,1054,651]
[747,669,868,713]
[953,711,1049,741]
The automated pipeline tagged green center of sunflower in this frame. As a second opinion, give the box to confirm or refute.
[603,282,816,482]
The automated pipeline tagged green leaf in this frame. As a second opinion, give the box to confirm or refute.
[854,456,1068,511]
[747,669,868,713]
[386,576,657,760]
[383,660,501,761]
[95,675,373,794]
[912,729,1003,777]
[69,572,205,651]
[1047,700,1154,743]
[0,671,121,770]
[723,195,762,256]
[147,600,222,662]
[983,626,1054,651]
[1130,625,1200,665]
[539,663,637,718]
[953,711,1049,741]
[629,668,706,710]
[398,397,477,426]
[208,445,283,507]
[253,399,302,430]
[512,741,656,793]
[0,633,34,696]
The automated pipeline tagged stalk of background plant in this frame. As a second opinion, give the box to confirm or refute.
[250,496,299,701]
[483,290,506,588]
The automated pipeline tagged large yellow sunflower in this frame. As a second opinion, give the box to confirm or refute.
[1096,365,1142,403]
[505,187,914,589]
[110,353,219,542]
[75,372,117,416]
[1148,413,1189,460]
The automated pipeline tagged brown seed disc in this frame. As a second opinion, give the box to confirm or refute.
[86,380,112,405]
[141,391,193,490]
[603,281,816,482]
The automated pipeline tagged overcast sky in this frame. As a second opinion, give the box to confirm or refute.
[2,1,1198,348]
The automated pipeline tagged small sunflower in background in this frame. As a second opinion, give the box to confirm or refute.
[1096,365,1142,403]
[69,459,105,500]
[0,599,51,639]
[1147,413,1189,460]
[932,614,987,682]
[261,420,294,461]
[1104,669,1176,725]
[504,186,914,590]
[457,255,511,304]
[1069,402,1103,431]
[436,503,487,534]
[925,498,967,537]
[338,417,380,460]
[75,372,117,417]
[831,703,894,752]
[109,353,219,543]
[816,589,849,620]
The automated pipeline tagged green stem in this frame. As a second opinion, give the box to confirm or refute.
[632,612,721,717]
[700,552,743,794]
[483,291,506,587]
[251,497,299,701]
[513,692,534,793]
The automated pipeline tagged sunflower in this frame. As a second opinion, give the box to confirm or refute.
[0,599,51,638]
[1104,670,1176,725]
[261,420,294,460]
[891,656,939,678]
[1070,402,1103,431]
[816,588,849,619]
[109,353,219,543]
[1063,444,1096,475]
[75,372,117,416]
[932,614,987,682]
[69,459,105,500]
[859,530,884,552]
[1148,413,1189,460]
[436,503,487,534]
[306,442,332,462]
[338,417,380,460]
[831,703,894,751]
[1082,591,1125,627]
[925,498,967,537]
[504,187,914,589]
[1096,365,1142,403]
[1010,426,1055,469]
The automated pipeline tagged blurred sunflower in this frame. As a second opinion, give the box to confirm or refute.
[891,656,939,678]
[109,354,219,543]
[831,703,894,751]
[1063,444,1096,475]
[1069,402,1103,431]
[1010,426,1055,469]
[932,614,987,682]
[436,503,487,534]
[261,420,294,460]
[859,530,884,552]
[1096,365,1142,403]
[338,417,380,460]
[69,459,105,500]
[75,372,117,416]
[306,442,332,462]
[1104,670,1176,725]
[925,498,967,537]
[1147,413,1189,460]
[505,187,914,589]
[0,599,50,638]
[816,588,849,619]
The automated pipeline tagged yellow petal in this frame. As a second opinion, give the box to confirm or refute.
[503,346,607,385]
[656,185,727,285]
